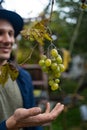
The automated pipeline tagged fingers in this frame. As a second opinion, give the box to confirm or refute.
[45,102,50,113]
[14,107,42,121]
[51,103,64,113]
[34,102,64,124]
[45,102,64,114]
[50,103,64,119]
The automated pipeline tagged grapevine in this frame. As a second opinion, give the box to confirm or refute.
[39,43,65,91]
[21,0,65,91]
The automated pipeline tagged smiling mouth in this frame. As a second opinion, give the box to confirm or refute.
[0,47,11,53]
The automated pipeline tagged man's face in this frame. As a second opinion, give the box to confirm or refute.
[0,19,15,61]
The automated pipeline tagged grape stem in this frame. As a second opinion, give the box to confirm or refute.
[19,44,38,65]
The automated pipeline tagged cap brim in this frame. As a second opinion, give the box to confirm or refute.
[0,9,24,37]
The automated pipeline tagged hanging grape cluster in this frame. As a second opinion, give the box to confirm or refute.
[39,45,65,91]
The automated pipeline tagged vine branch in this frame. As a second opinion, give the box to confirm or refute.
[19,44,38,65]
[49,0,54,22]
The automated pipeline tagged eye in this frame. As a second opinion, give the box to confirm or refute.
[8,31,14,37]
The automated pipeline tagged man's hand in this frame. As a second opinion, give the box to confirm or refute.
[6,102,64,129]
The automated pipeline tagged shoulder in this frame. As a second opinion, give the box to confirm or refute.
[17,66,32,81]
[18,66,29,75]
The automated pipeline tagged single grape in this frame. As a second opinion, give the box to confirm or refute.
[50,48,58,57]
[55,66,60,73]
[59,64,65,72]
[48,80,54,86]
[51,83,59,91]
[51,62,58,70]
[56,55,62,64]
[39,59,45,66]
[45,58,52,67]
[55,79,60,83]
[54,73,61,78]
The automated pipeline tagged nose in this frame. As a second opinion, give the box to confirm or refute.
[2,33,14,43]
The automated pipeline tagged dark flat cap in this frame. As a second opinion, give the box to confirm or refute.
[0,5,24,37]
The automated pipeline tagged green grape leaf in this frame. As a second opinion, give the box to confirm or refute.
[21,19,53,46]
[0,63,19,87]
[8,63,19,81]
[0,64,9,86]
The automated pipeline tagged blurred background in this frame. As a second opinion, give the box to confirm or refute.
[2,0,87,130]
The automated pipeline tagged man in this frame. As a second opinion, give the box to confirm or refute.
[0,3,64,130]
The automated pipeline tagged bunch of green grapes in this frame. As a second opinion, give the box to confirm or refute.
[39,48,65,91]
